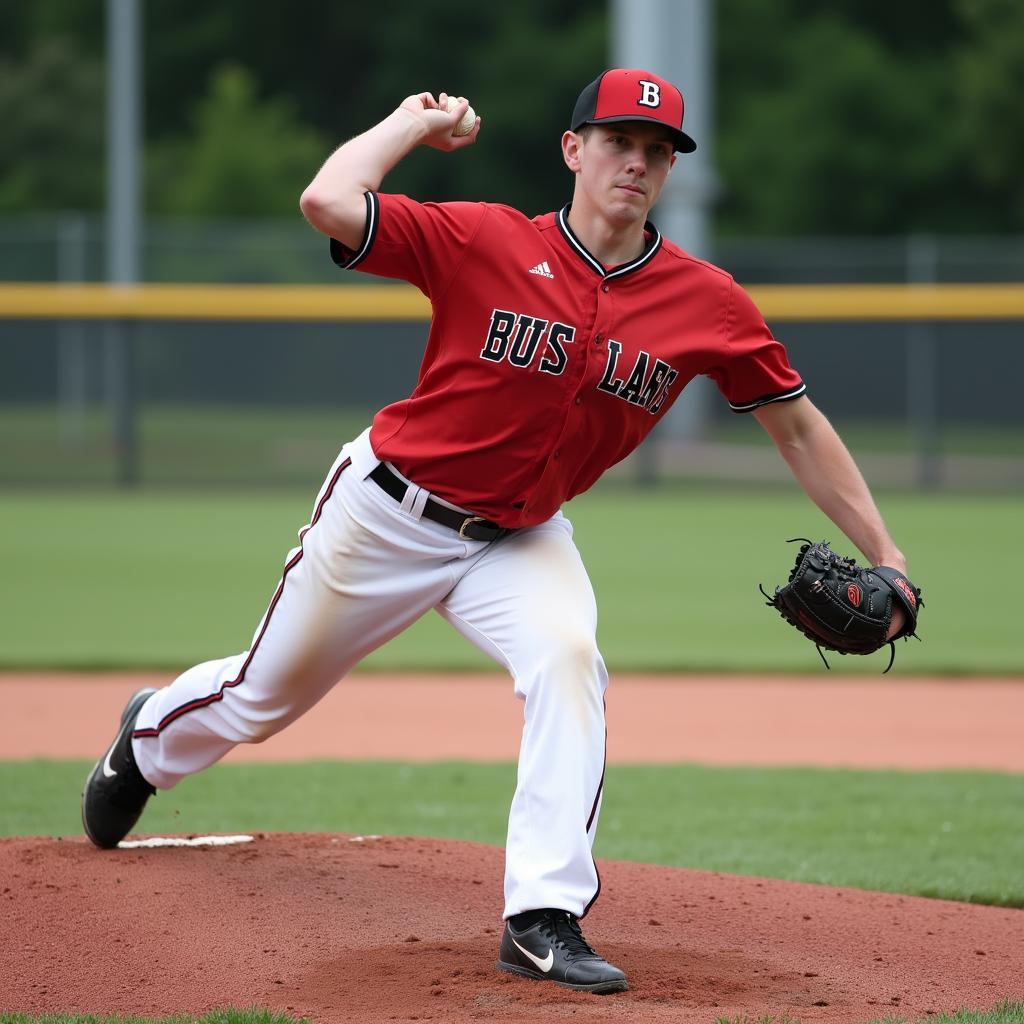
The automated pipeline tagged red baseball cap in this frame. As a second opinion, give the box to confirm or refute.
[571,68,697,154]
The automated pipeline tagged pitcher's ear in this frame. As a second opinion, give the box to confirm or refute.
[562,130,584,172]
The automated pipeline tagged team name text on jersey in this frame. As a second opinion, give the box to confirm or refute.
[481,309,576,376]
[479,308,679,415]
[597,339,679,414]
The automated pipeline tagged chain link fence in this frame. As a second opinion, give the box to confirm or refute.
[2,216,1023,491]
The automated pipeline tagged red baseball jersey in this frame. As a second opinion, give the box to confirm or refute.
[331,194,805,528]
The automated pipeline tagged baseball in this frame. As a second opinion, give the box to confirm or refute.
[446,95,477,137]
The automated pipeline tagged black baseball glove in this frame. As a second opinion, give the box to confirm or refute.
[761,539,922,672]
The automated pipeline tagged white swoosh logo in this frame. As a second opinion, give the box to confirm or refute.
[101,747,118,778]
[512,936,554,973]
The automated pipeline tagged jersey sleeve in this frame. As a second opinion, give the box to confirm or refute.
[329,192,488,298]
[707,279,806,413]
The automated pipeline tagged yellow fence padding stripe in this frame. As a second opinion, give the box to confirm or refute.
[0,282,1022,321]
[0,284,431,321]
[749,283,1024,321]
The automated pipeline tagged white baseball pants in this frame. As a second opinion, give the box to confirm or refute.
[132,429,609,919]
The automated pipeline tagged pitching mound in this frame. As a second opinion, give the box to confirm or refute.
[2,834,1021,1023]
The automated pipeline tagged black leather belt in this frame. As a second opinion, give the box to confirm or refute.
[369,462,514,542]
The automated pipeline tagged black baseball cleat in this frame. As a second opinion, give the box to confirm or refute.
[496,909,629,993]
[82,688,158,848]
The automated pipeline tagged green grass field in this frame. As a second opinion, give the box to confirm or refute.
[4,760,1023,908]
[0,485,1020,672]
[3,457,1021,1021]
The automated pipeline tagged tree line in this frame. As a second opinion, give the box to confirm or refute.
[1,0,1021,235]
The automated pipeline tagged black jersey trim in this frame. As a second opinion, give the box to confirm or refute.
[729,382,807,413]
[329,191,379,270]
[555,204,662,280]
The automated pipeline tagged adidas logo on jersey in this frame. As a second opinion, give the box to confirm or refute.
[528,261,555,279]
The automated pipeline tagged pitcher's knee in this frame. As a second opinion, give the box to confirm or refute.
[527,631,605,693]
[562,633,603,673]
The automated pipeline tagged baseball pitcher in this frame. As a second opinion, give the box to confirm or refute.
[83,69,915,994]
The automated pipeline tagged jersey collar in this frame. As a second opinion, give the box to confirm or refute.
[556,204,662,281]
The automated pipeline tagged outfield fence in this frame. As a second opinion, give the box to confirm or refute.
[2,282,1023,490]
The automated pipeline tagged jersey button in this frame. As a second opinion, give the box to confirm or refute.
[575,396,582,405]
[554,449,561,458]
[594,333,602,347]
[602,284,610,293]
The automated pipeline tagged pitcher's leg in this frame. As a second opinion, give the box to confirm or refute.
[133,456,463,789]
[438,514,608,918]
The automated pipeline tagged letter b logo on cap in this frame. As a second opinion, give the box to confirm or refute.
[638,80,661,108]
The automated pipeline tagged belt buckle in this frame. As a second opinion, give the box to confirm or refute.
[458,516,487,540]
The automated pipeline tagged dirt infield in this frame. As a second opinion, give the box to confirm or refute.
[3,672,1024,770]
[2,672,1023,1021]
[2,833,1022,1023]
